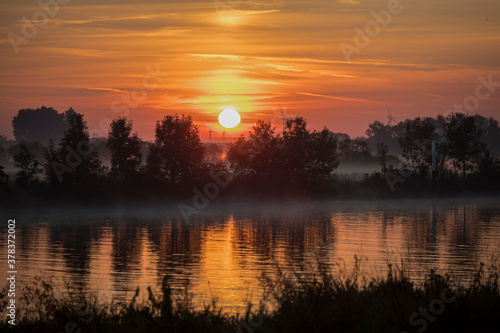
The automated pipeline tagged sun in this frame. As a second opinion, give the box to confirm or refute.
[218,109,241,128]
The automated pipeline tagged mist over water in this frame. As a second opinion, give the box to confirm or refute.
[1,197,499,313]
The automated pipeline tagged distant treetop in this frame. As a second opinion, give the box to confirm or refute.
[12,106,74,144]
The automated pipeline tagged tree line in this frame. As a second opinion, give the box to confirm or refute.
[0,106,499,202]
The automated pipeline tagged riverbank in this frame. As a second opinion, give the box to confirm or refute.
[2,167,500,209]
[1,258,499,333]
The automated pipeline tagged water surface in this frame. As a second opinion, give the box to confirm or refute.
[1,198,499,312]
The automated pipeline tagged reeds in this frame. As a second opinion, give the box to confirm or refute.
[1,257,499,333]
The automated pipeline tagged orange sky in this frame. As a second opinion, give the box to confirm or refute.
[1,0,499,141]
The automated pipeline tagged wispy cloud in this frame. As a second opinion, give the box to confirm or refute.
[296,92,383,104]
[0,0,499,139]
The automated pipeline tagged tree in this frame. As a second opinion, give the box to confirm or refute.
[0,135,7,163]
[7,142,45,162]
[44,140,61,186]
[12,106,72,144]
[338,137,370,161]
[227,120,280,182]
[204,143,223,164]
[365,120,403,154]
[0,165,9,186]
[475,151,500,189]
[13,143,43,185]
[476,115,500,155]
[45,112,104,187]
[107,117,142,179]
[398,118,436,175]
[281,117,339,187]
[376,142,388,173]
[281,117,310,184]
[445,113,486,179]
[0,147,6,164]
[146,114,205,186]
[306,127,340,185]
[227,117,339,189]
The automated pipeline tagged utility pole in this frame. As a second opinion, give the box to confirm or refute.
[208,127,215,144]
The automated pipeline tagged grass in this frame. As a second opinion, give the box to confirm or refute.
[1,257,499,333]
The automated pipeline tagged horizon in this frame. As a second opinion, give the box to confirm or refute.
[2,107,499,144]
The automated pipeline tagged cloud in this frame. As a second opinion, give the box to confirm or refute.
[295,92,383,104]
[338,0,363,4]
[0,0,500,139]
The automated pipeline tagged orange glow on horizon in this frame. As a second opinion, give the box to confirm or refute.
[0,1,499,141]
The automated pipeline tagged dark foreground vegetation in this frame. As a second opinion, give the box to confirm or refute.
[1,106,500,206]
[1,258,499,333]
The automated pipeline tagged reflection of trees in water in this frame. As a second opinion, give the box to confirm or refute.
[148,218,204,289]
[446,204,500,281]
[230,212,335,266]
[379,209,397,249]
[45,220,103,288]
[110,221,144,289]
[440,205,479,274]
[17,220,44,254]
[401,203,492,279]
[14,202,498,306]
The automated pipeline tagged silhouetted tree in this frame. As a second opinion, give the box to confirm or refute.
[108,117,142,179]
[204,143,223,164]
[0,135,7,163]
[282,117,339,187]
[0,147,6,164]
[306,127,340,185]
[376,142,388,172]
[398,118,436,175]
[146,114,204,186]
[445,113,486,178]
[0,165,9,186]
[12,106,72,144]
[331,132,350,142]
[7,141,45,162]
[13,143,42,185]
[281,117,310,184]
[338,138,370,161]
[92,138,111,167]
[227,120,280,182]
[475,115,500,155]
[475,151,500,189]
[365,120,404,154]
[44,140,60,186]
[45,112,104,187]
